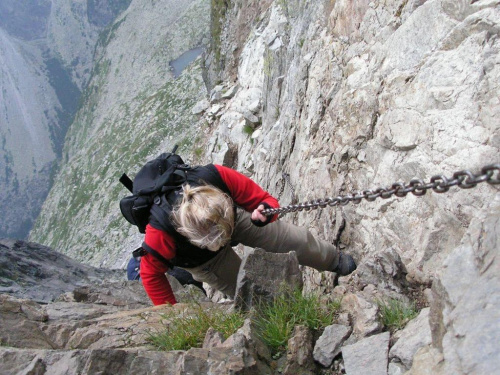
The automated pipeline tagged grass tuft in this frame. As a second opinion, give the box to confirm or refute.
[147,287,341,356]
[377,298,418,332]
[242,124,255,136]
[147,303,245,351]
[253,287,341,355]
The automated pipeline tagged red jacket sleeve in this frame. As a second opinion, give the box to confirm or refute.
[141,224,177,305]
[215,165,279,224]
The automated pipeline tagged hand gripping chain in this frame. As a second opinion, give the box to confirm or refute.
[262,164,500,217]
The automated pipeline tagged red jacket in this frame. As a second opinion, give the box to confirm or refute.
[140,165,279,305]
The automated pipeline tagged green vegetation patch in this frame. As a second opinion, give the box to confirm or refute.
[377,298,418,332]
[147,287,341,356]
[253,287,340,356]
[210,0,230,64]
[148,303,246,351]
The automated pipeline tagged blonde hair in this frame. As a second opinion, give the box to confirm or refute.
[171,184,234,251]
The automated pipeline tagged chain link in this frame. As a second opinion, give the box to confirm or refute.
[276,172,296,201]
[262,163,500,217]
[276,172,298,219]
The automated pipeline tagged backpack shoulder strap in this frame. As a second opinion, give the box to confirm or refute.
[186,164,230,195]
[141,242,174,269]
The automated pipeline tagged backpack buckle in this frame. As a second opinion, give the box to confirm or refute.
[154,196,161,205]
[132,247,147,258]
[176,164,191,171]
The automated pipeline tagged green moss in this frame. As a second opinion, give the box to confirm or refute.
[210,0,230,64]
[263,49,273,77]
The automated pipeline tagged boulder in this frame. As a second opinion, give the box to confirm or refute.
[313,324,352,367]
[341,293,382,337]
[234,249,303,311]
[283,325,315,375]
[389,308,432,369]
[342,332,391,375]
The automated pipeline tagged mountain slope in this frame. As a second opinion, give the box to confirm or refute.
[30,0,211,268]
[0,0,130,239]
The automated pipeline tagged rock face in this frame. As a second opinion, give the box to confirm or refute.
[0,239,272,374]
[202,0,500,372]
[412,194,500,374]
[0,239,124,303]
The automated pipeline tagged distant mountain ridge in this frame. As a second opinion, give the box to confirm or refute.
[0,0,131,238]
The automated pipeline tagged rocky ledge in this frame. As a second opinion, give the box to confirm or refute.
[1,212,499,375]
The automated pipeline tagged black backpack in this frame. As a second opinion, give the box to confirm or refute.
[119,146,232,268]
[119,145,190,234]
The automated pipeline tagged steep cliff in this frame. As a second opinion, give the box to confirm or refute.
[202,0,500,373]
[30,0,212,267]
[0,0,130,239]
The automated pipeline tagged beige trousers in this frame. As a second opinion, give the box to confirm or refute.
[184,209,339,298]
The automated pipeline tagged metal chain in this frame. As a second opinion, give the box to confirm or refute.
[276,172,296,201]
[276,172,298,219]
[262,163,500,217]
[284,173,297,201]
[276,173,287,201]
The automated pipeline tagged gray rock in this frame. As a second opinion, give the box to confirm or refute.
[388,361,407,375]
[70,281,151,308]
[45,301,120,321]
[222,85,239,99]
[0,293,180,351]
[420,195,500,374]
[210,84,225,103]
[0,239,125,303]
[356,248,409,297]
[341,293,382,337]
[404,346,444,375]
[202,327,225,349]
[222,318,271,362]
[283,325,315,375]
[313,324,352,367]
[242,110,261,127]
[0,347,184,375]
[342,332,391,375]
[389,308,432,369]
[192,98,210,114]
[234,249,303,311]
[0,294,55,349]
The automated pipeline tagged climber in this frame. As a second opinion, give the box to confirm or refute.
[138,164,356,305]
